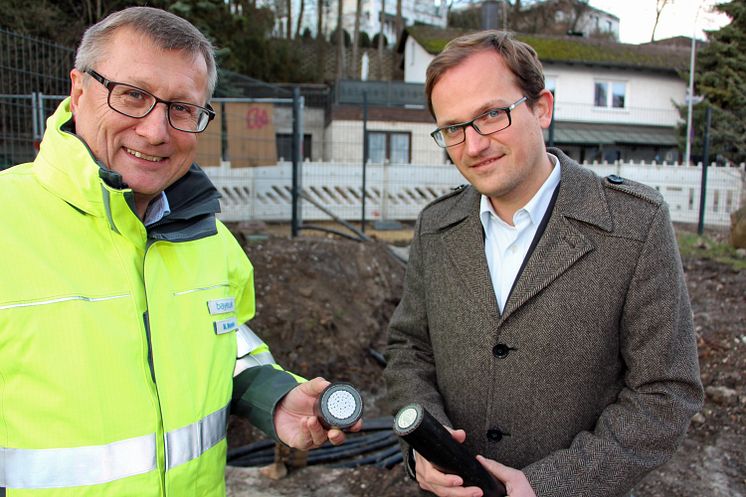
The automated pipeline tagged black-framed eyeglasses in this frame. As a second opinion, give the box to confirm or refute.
[430,96,528,148]
[85,69,215,133]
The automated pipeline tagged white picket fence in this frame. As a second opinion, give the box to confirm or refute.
[204,160,745,227]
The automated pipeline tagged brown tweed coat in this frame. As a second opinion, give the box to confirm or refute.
[384,148,704,497]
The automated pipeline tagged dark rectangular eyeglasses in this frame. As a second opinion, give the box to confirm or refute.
[430,96,528,148]
[86,69,215,133]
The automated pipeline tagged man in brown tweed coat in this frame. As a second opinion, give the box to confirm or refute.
[384,31,703,497]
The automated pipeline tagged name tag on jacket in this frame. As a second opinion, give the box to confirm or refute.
[207,297,235,315]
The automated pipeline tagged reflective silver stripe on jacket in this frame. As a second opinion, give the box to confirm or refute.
[173,283,230,296]
[165,404,229,470]
[0,433,156,489]
[233,351,276,377]
[0,294,129,311]
[236,324,266,358]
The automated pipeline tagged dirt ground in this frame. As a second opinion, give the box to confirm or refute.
[224,223,745,497]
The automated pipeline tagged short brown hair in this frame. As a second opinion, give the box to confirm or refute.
[425,30,545,118]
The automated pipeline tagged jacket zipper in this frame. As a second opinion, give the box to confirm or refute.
[142,239,168,495]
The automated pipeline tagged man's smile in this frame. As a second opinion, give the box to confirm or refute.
[125,147,164,162]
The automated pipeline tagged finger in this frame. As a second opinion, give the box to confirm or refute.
[347,419,364,433]
[442,426,467,444]
[423,480,483,497]
[415,452,463,488]
[306,416,328,447]
[475,455,512,481]
[327,428,346,445]
[450,429,467,444]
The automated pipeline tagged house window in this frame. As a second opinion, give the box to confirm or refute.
[594,81,626,108]
[367,131,411,163]
[276,133,312,161]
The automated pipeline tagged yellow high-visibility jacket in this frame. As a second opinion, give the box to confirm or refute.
[0,99,301,497]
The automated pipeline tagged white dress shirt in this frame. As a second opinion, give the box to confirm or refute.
[143,191,171,227]
[479,154,561,312]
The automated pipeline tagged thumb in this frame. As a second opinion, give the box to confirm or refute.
[298,377,330,396]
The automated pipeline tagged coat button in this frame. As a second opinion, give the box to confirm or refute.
[607,174,624,184]
[492,343,513,359]
[486,428,505,442]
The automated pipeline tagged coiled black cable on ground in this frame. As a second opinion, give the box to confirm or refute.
[227,416,402,469]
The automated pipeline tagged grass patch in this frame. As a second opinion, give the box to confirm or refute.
[677,232,746,271]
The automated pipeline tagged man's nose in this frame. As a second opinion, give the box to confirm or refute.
[463,124,490,156]
[135,103,170,143]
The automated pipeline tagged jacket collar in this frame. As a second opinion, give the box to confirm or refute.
[550,147,612,232]
[433,147,612,233]
[34,99,113,217]
[33,98,221,243]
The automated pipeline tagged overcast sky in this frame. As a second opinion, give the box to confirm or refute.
[588,0,731,44]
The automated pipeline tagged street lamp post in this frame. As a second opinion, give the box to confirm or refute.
[684,35,696,166]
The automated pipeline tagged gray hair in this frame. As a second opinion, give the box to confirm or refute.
[75,6,217,99]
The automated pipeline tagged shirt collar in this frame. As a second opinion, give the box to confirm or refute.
[143,191,171,227]
[480,153,561,227]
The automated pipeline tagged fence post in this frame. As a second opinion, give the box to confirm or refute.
[382,161,389,220]
[291,87,303,237]
[37,93,47,141]
[361,91,368,233]
[31,92,39,144]
[697,106,712,236]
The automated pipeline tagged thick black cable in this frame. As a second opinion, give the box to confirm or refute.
[329,444,401,468]
[306,434,398,465]
[376,450,404,469]
[228,432,399,468]
[226,438,276,461]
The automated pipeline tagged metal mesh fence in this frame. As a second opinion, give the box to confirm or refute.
[0,28,74,168]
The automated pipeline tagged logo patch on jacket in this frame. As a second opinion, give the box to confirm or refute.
[207,297,235,315]
[213,317,238,335]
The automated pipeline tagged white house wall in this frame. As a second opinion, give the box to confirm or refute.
[403,43,686,127]
[325,119,446,164]
[404,37,432,84]
[548,65,686,127]
[274,106,326,161]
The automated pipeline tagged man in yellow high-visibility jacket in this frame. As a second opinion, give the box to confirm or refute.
[0,7,359,496]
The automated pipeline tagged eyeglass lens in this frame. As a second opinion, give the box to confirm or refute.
[438,109,510,147]
[109,84,208,132]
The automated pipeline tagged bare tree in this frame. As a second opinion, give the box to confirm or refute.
[651,0,673,42]
[286,0,293,38]
[567,0,590,33]
[336,0,346,79]
[316,0,324,39]
[351,0,363,78]
[295,0,305,38]
[395,0,403,44]
[377,0,386,78]
[80,0,103,26]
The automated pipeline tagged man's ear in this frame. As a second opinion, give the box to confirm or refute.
[533,89,554,129]
[69,69,85,115]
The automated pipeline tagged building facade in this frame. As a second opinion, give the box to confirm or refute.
[399,26,690,163]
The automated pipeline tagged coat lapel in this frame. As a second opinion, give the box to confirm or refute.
[499,215,592,323]
[431,151,613,326]
[500,152,613,324]
[439,188,501,321]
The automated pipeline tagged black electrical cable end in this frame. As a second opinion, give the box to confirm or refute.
[314,382,364,430]
[393,403,507,497]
